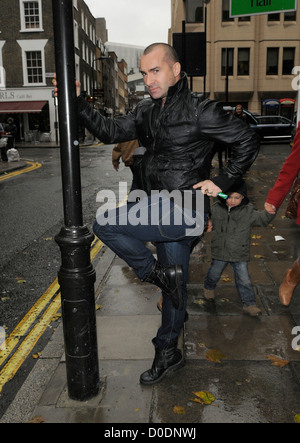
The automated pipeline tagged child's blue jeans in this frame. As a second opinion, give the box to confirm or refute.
[204,259,256,307]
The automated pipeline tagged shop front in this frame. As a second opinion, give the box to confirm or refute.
[262,99,280,116]
[0,87,56,143]
[280,98,296,120]
[262,98,296,120]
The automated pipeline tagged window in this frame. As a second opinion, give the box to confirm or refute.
[26,51,43,83]
[75,54,80,82]
[238,16,251,22]
[266,48,279,75]
[185,0,203,23]
[17,39,47,86]
[282,47,295,75]
[222,48,234,76]
[268,13,280,22]
[284,11,297,21]
[20,0,43,32]
[24,2,39,28]
[238,48,250,75]
[82,42,85,61]
[74,20,79,49]
[222,0,234,22]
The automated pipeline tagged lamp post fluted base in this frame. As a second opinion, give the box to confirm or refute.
[55,226,100,401]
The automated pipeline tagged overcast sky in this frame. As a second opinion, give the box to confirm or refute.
[84,0,171,47]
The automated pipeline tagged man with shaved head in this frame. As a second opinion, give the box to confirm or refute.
[76,42,260,385]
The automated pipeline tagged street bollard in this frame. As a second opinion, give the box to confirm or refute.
[52,0,100,401]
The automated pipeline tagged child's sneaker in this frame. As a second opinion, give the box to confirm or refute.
[203,288,215,301]
[243,305,261,317]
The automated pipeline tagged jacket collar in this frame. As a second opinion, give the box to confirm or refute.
[152,72,189,107]
[167,72,189,99]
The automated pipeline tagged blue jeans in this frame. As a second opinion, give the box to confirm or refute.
[204,259,256,307]
[93,194,204,349]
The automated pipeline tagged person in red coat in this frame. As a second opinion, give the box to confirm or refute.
[265,123,300,306]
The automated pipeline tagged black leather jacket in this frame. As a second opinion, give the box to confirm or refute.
[78,73,260,200]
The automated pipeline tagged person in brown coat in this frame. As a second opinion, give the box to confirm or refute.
[112,139,139,171]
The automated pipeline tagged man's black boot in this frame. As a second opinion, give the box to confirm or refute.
[144,260,184,310]
[140,340,185,385]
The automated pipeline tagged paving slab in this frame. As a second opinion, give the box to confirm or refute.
[96,314,161,360]
[184,315,300,362]
[151,361,300,423]
[97,284,160,316]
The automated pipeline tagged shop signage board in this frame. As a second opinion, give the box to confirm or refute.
[230,0,297,17]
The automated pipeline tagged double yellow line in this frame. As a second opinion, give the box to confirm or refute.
[0,238,104,395]
[0,161,42,182]
[0,143,103,183]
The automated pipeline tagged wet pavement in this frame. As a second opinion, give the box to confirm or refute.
[1,144,300,424]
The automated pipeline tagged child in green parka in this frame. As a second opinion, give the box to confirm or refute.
[204,180,275,317]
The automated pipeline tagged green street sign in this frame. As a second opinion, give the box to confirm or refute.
[230,0,297,17]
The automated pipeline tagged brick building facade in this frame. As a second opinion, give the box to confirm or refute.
[0,0,119,142]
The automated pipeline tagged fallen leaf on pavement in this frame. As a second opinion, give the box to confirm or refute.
[294,414,300,423]
[266,355,289,368]
[51,313,61,322]
[193,299,205,305]
[206,349,227,363]
[26,415,45,423]
[173,405,186,415]
[191,391,215,405]
[220,298,230,303]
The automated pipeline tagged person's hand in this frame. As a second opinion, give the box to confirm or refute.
[264,202,277,214]
[52,74,58,97]
[75,80,81,97]
[52,74,81,97]
[193,180,222,197]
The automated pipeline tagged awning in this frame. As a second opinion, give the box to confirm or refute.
[0,101,47,113]
[263,99,280,107]
[280,98,296,106]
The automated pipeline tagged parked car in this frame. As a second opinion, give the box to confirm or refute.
[249,115,296,142]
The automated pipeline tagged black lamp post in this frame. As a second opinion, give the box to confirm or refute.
[52,0,100,401]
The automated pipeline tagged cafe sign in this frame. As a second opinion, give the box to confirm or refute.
[230,0,297,17]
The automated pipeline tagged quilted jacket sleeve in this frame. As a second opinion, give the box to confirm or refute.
[77,96,138,144]
[198,100,261,192]
[249,207,276,227]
